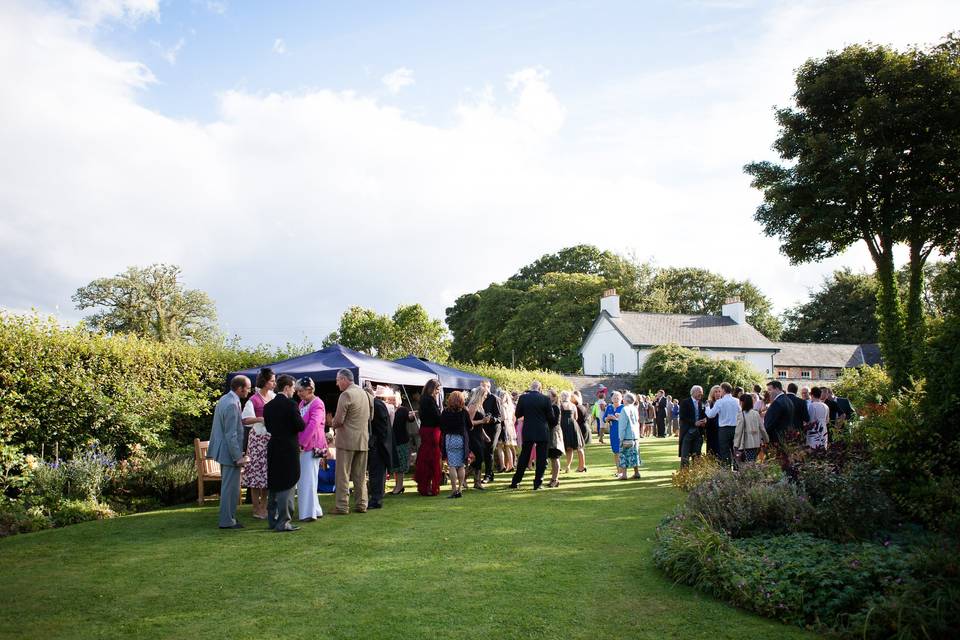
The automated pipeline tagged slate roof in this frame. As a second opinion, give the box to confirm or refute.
[604,311,778,351]
[772,342,883,369]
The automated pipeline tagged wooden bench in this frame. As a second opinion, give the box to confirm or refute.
[194,438,222,506]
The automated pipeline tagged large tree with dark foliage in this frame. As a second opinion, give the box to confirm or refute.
[745,36,960,388]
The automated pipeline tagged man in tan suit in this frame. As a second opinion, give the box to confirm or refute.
[331,368,371,514]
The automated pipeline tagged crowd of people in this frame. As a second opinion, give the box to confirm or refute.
[206,368,854,531]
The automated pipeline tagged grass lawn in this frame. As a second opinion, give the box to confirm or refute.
[0,439,818,640]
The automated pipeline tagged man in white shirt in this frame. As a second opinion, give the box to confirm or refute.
[704,382,740,468]
[806,386,830,449]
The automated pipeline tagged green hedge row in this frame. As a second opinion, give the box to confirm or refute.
[0,314,265,454]
[450,361,570,394]
[635,343,764,398]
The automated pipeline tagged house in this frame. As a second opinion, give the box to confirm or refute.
[771,342,882,385]
[579,290,779,376]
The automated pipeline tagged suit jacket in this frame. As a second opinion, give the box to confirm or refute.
[677,396,704,456]
[655,396,668,420]
[264,393,306,491]
[482,393,503,441]
[764,393,795,444]
[369,397,394,468]
[786,393,809,431]
[207,391,244,466]
[514,390,553,443]
[333,383,372,451]
[836,396,855,420]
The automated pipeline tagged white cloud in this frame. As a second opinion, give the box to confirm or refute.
[153,37,185,65]
[205,1,227,14]
[272,38,287,55]
[381,67,415,94]
[72,0,159,25]
[1,0,958,346]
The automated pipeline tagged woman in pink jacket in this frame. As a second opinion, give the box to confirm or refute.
[296,377,328,521]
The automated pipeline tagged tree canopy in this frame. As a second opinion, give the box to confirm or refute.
[324,304,450,362]
[72,264,218,343]
[446,245,781,372]
[745,35,960,388]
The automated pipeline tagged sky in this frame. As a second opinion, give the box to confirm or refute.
[1,0,958,347]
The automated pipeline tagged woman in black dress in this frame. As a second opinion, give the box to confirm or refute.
[466,387,491,491]
[570,391,589,472]
[559,390,584,473]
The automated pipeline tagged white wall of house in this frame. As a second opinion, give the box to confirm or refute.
[581,317,638,375]
[698,349,774,376]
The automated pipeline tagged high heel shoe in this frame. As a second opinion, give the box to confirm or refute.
[390,487,405,495]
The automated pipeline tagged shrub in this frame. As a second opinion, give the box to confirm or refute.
[797,460,897,542]
[635,344,763,399]
[121,452,197,506]
[51,499,116,527]
[450,361,570,394]
[671,454,722,492]
[833,364,894,413]
[63,441,115,501]
[848,536,960,640]
[0,313,269,453]
[860,386,960,532]
[684,464,814,538]
[652,510,740,596]
[28,461,67,506]
[0,501,52,537]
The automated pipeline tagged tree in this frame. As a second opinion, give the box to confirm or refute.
[635,344,763,399]
[745,36,960,388]
[72,264,217,343]
[324,304,450,361]
[391,304,451,363]
[651,267,783,340]
[781,269,880,343]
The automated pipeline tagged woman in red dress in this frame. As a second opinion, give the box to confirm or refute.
[415,379,443,496]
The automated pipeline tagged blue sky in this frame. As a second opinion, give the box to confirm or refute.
[2,0,958,346]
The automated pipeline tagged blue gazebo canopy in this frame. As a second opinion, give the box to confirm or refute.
[392,355,486,391]
[230,344,435,388]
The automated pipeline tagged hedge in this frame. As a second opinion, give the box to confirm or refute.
[0,313,265,454]
[451,361,570,394]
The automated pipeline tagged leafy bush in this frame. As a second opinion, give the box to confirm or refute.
[797,460,897,542]
[0,501,52,537]
[654,513,933,636]
[685,464,814,538]
[117,452,197,506]
[450,361,570,394]
[860,386,960,532]
[635,344,763,399]
[28,462,66,506]
[848,536,960,640]
[671,454,722,492]
[0,313,272,453]
[833,364,894,413]
[51,499,116,527]
[63,442,115,501]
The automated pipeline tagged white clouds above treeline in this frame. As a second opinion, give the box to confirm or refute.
[1,0,958,345]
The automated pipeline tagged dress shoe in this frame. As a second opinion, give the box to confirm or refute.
[368,503,383,509]
[219,523,244,529]
[275,525,300,532]
[509,484,519,490]
[300,517,318,522]
[331,510,349,516]
[355,508,367,513]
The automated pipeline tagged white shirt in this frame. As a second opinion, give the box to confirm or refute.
[705,393,740,426]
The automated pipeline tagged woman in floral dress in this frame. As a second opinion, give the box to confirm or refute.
[241,368,275,519]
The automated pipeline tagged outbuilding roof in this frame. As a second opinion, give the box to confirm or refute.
[772,342,883,369]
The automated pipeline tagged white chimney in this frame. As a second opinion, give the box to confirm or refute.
[722,297,746,324]
[600,288,620,318]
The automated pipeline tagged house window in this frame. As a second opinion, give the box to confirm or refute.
[601,354,607,374]
[801,370,811,379]
[609,353,615,373]
[734,355,746,362]
[777,370,789,379]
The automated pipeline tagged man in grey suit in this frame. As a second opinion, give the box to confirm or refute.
[207,375,252,529]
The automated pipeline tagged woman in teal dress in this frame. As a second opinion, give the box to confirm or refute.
[602,391,623,475]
